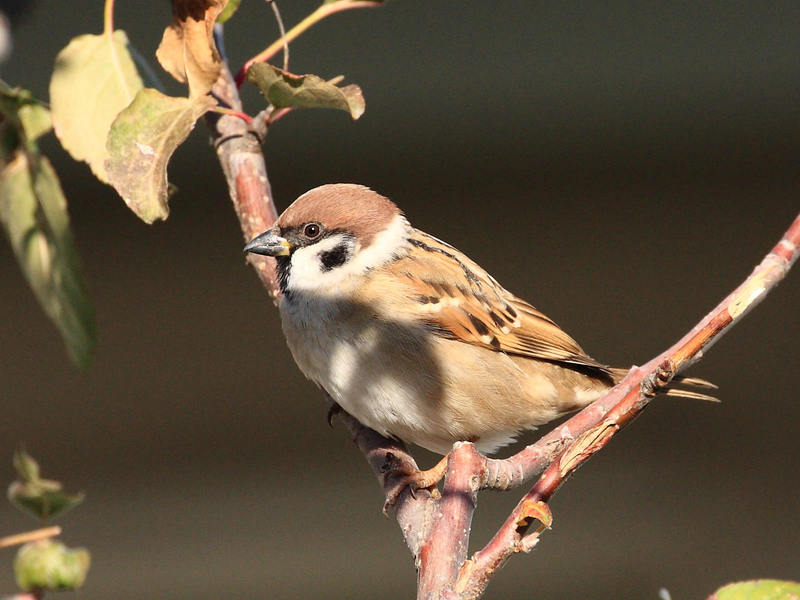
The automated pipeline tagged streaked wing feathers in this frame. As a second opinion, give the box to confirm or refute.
[387,231,610,373]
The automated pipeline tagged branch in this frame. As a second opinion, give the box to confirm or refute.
[454,211,800,599]
[206,27,280,300]
[0,526,61,549]
[336,411,435,558]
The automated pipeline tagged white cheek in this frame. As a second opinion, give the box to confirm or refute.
[285,214,410,295]
[287,242,339,292]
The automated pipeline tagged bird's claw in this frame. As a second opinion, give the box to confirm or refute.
[326,402,342,427]
[381,455,448,515]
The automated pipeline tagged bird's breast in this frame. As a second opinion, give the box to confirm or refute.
[278,294,443,439]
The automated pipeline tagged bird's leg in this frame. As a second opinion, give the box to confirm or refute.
[323,395,446,512]
[382,453,448,512]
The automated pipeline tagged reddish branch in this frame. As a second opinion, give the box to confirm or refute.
[207,26,800,600]
[447,211,800,600]
[206,52,280,300]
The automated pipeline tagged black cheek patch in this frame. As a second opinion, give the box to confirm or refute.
[320,243,351,271]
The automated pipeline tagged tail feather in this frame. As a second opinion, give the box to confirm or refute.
[672,375,718,389]
[608,368,719,402]
[663,388,720,403]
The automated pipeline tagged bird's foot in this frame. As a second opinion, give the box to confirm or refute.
[382,454,448,514]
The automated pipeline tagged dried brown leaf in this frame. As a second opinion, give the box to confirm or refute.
[156,0,229,98]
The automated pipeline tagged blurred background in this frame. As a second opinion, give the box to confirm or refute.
[1,1,798,598]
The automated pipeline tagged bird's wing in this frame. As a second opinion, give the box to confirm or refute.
[384,231,611,374]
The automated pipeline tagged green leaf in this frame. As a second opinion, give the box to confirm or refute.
[15,540,90,592]
[0,82,52,145]
[105,88,215,223]
[49,30,144,183]
[217,0,242,23]
[247,64,365,120]
[18,103,52,144]
[0,152,96,368]
[7,451,85,521]
[13,449,41,483]
[8,482,85,522]
[712,580,800,600]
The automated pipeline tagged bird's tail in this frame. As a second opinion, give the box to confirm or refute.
[609,368,719,402]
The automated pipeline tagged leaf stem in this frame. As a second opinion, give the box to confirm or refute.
[102,0,135,102]
[266,107,292,125]
[266,0,289,71]
[234,1,381,87]
[103,0,115,37]
[211,106,253,124]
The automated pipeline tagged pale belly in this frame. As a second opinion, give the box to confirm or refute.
[279,296,607,455]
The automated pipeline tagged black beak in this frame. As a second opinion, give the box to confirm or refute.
[244,228,292,257]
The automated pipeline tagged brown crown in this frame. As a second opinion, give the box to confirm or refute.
[278,184,403,246]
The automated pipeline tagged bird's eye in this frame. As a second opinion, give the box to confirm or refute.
[303,223,321,239]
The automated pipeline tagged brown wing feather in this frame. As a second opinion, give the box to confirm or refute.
[385,231,611,374]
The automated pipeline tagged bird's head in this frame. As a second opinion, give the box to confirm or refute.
[244,184,409,295]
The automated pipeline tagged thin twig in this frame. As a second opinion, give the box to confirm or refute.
[0,526,61,549]
[265,0,289,71]
[234,1,381,87]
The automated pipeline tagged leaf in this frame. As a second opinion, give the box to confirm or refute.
[0,152,96,368]
[105,88,215,223]
[217,0,241,23]
[711,580,800,600]
[156,0,229,98]
[15,540,90,591]
[7,451,86,521]
[18,103,52,144]
[13,449,41,483]
[49,31,143,183]
[0,83,51,164]
[0,82,52,144]
[247,64,365,120]
[8,482,86,523]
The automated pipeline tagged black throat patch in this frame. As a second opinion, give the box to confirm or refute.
[275,256,292,293]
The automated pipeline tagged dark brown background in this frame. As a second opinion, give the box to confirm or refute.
[1,1,799,598]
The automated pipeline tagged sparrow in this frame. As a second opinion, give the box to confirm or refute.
[245,184,713,460]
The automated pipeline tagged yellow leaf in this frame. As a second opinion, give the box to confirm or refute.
[105,89,215,223]
[49,31,143,183]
